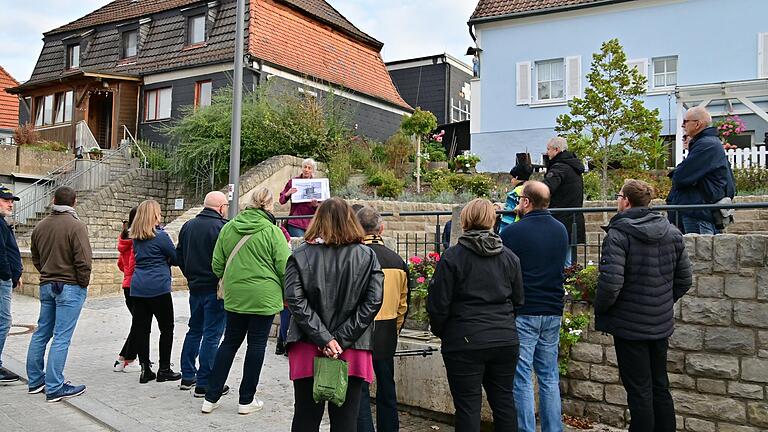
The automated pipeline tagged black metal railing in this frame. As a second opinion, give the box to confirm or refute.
[275,202,768,264]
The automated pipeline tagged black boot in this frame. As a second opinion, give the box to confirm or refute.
[275,339,286,356]
[140,363,156,384]
[157,368,182,382]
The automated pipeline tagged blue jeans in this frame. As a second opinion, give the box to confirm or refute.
[681,216,719,235]
[26,283,86,394]
[0,279,12,368]
[514,315,563,432]
[205,312,274,405]
[286,225,305,238]
[278,307,290,342]
[181,292,225,387]
[358,357,399,432]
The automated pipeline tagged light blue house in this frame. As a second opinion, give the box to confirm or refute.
[468,0,768,172]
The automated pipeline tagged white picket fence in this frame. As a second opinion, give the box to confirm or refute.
[683,145,767,168]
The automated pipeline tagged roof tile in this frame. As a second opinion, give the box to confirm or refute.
[0,66,19,130]
[471,0,624,21]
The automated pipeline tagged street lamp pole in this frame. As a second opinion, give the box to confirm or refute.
[227,0,246,218]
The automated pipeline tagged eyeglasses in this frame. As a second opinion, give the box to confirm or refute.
[614,194,626,200]
[518,195,529,200]
[682,119,699,125]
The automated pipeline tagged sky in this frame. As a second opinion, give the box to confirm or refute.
[0,0,478,82]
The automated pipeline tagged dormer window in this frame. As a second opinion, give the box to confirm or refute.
[187,14,206,45]
[122,30,138,59]
[66,44,80,69]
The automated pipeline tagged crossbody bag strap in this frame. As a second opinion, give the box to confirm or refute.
[225,234,254,270]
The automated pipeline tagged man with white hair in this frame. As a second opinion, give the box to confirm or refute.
[542,137,585,266]
[668,107,735,234]
[176,191,230,397]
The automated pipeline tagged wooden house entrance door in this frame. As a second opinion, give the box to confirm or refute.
[87,91,113,149]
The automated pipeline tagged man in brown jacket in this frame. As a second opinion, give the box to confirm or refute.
[26,186,92,402]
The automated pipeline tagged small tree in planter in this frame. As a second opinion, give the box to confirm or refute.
[401,108,437,193]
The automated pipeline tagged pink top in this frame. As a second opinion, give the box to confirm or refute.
[287,341,374,383]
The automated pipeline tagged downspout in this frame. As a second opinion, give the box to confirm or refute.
[445,55,451,125]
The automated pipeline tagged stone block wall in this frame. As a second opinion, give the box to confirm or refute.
[561,234,768,431]
[17,146,72,175]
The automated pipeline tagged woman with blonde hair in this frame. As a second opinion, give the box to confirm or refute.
[284,197,383,431]
[201,187,291,415]
[127,199,180,384]
[427,198,524,431]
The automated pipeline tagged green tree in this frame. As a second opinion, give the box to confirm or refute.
[400,108,437,192]
[556,38,663,200]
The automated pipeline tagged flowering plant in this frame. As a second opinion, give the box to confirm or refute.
[558,312,590,375]
[564,264,598,303]
[407,252,441,323]
[715,115,746,150]
[454,150,481,173]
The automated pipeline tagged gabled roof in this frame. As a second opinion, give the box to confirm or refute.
[0,66,20,130]
[470,0,635,23]
[250,0,408,109]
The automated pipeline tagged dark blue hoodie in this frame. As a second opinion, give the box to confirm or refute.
[176,208,227,294]
[0,221,22,286]
[668,127,735,222]
[500,209,568,316]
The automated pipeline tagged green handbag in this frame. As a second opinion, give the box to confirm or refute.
[312,356,349,407]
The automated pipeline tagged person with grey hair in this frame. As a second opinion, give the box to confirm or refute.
[279,158,319,239]
[667,106,735,234]
[542,137,585,266]
[176,191,229,395]
[355,205,409,432]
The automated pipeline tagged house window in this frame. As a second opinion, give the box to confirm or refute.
[121,30,138,59]
[195,81,212,108]
[145,88,172,121]
[536,59,565,101]
[450,97,471,122]
[34,95,55,126]
[652,56,678,88]
[66,44,80,69]
[54,91,74,124]
[187,14,206,45]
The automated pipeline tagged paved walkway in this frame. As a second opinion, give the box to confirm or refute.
[1,292,624,431]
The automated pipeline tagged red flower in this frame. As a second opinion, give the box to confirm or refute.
[409,256,423,264]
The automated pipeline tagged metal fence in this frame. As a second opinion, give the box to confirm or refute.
[276,202,768,264]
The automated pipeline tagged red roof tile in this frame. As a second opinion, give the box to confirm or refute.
[249,0,410,110]
[0,66,19,130]
[470,0,632,21]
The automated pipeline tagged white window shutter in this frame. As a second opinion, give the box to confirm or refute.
[627,58,649,88]
[516,61,532,105]
[759,33,768,78]
[565,56,581,100]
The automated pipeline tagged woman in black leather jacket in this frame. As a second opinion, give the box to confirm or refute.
[284,197,383,431]
[428,198,524,432]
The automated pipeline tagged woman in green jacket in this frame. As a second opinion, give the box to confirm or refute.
[201,187,291,416]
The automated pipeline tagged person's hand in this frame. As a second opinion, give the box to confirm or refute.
[310,199,319,207]
[14,280,22,290]
[286,187,298,196]
[323,339,343,358]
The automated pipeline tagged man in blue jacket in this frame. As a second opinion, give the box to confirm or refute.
[669,107,735,234]
[0,186,22,383]
[177,191,229,397]
[500,181,569,432]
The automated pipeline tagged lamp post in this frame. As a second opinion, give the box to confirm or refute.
[227,0,246,218]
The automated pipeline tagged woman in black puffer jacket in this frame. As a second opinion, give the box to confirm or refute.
[427,198,524,432]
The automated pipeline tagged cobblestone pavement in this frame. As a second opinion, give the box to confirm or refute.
[1,292,622,431]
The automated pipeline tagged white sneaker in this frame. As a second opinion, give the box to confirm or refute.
[113,359,125,372]
[238,397,264,415]
[122,361,141,373]
[201,399,220,414]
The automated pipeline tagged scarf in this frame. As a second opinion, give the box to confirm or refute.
[52,205,80,220]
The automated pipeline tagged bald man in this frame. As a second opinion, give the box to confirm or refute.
[176,191,230,397]
[500,181,569,432]
[667,107,735,234]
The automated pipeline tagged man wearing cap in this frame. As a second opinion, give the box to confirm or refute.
[0,186,22,383]
[499,153,533,232]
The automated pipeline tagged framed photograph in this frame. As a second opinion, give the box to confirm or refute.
[291,178,330,203]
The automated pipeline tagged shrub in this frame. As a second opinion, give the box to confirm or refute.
[349,143,373,170]
[370,142,388,164]
[377,176,405,199]
[465,174,496,197]
[384,132,414,176]
[29,140,68,152]
[13,123,38,145]
[734,167,768,195]
[424,141,447,162]
[327,150,352,191]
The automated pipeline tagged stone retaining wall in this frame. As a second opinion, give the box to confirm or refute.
[561,234,768,431]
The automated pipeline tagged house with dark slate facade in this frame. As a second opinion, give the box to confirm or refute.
[8,0,411,150]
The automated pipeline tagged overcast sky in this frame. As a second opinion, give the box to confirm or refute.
[0,0,477,82]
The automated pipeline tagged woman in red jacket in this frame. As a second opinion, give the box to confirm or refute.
[114,207,140,373]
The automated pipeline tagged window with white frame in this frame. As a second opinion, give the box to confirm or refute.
[536,59,565,101]
[121,30,138,59]
[66,44,80,69]
[652,56,678,89]
[145,88,172,121]
[450,97,471,122]
[35,94,55,126]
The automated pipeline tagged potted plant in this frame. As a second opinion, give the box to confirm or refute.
[454,150,481,174]
[88,146,104,160]
[426,131,449,170]
[404,252,441,330]
[715,115,746,150]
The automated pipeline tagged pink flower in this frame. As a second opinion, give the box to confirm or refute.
[417,277,426,283]
[409,256,423,264]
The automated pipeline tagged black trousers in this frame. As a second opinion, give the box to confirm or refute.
[292,376,364,432]
[118,288,137,361]
[613,337,675,432]
[128,293,174,369]
[442,345,519,432]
